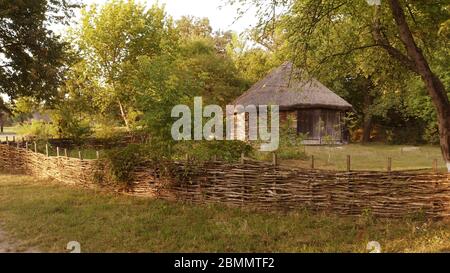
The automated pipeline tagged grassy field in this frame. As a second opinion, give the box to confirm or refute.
[280,144,446,171]
[0,126,18,142]
[0,174,449,253]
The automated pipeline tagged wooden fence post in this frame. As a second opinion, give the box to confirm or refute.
[34,142,37,153]
[56,147,60,157]
[6,136,8,145]
[272,152,278,166]
[346,155,351,172]
[311,155,315,169]
[64,149,68,157]
[78,150,82,160]
[45,144,49,157]
[96,151,100,159]
[387,157,392,172]
[25,142,28,150]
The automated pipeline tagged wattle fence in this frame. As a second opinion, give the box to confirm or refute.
[1,143,449,219]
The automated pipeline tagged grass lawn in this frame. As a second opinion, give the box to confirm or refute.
[280,144,446,171]
[0,126,19,134]
[0,174,450,253]
[0,126,19,142]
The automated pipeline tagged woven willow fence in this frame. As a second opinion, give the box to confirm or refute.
[1,144,449,219]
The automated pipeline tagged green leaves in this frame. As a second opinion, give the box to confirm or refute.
[71,1,176,129]
[0,0,79,102]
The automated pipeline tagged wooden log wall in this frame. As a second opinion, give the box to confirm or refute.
[0,144,449,219]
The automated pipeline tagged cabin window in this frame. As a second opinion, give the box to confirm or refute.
[297,109,320,139]
[297,109,343,141]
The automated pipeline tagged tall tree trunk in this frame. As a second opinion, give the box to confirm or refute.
[385,0,450,172]
[362,80,374,144]
[362,115,373,144]
[118,99,130,132]
[0,113,3,133]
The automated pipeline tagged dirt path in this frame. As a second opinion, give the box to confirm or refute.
[0,227,40,253]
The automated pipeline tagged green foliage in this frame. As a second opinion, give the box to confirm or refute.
[69,0,177,129]
[174,140,254,162]
[0,0,79,102]
[17,121,58,140]
[102,139,254,186]
[103,144,147,186]
[92,120,124,139]
[11,97,39,123]
[51,108,92,141]
[176,16,212,38]
[232,0,448,148]
[423,123,440,145]
[175,36,247,106]
[102,138,176,186]
[277,124,308,160]
[232,48,278,85]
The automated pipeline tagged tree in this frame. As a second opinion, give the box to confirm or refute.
[72,0,177,130]
[379,1,449,171]
[231,0,450,171]
[176,37,246,106]
[0,97,11,132]
[128,17,248,140]
[174,17,247,106]
[226,32,281,85]
[176,16,213,38]
[0,0,79,102]
[11,97,39,124]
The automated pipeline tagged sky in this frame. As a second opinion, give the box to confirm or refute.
[80,0,257,34]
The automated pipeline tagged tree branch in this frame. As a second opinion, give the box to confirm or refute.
[370,4,419,74]
[318,44,380,65]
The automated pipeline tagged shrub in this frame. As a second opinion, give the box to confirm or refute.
[102,139,254,186]
[17,121,58,140]
[103,144,149,186]
[277,125,308,160]
[102,139,175,186]
[51,111,92,141]
[92,119,125,139]
[423,123,440,145]
[173,140,254,162]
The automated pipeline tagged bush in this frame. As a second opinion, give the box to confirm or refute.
[92,119,125,139]
[277,126,308,160]
[173,140,254,162]
[51,111,92,141]
[102,139,254,186]
[102,139,175,186]
[423,123,440,145]
[17,121,58,140]
[103,144,149,186]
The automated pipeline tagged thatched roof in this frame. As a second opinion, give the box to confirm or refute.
[233,62,353,111]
